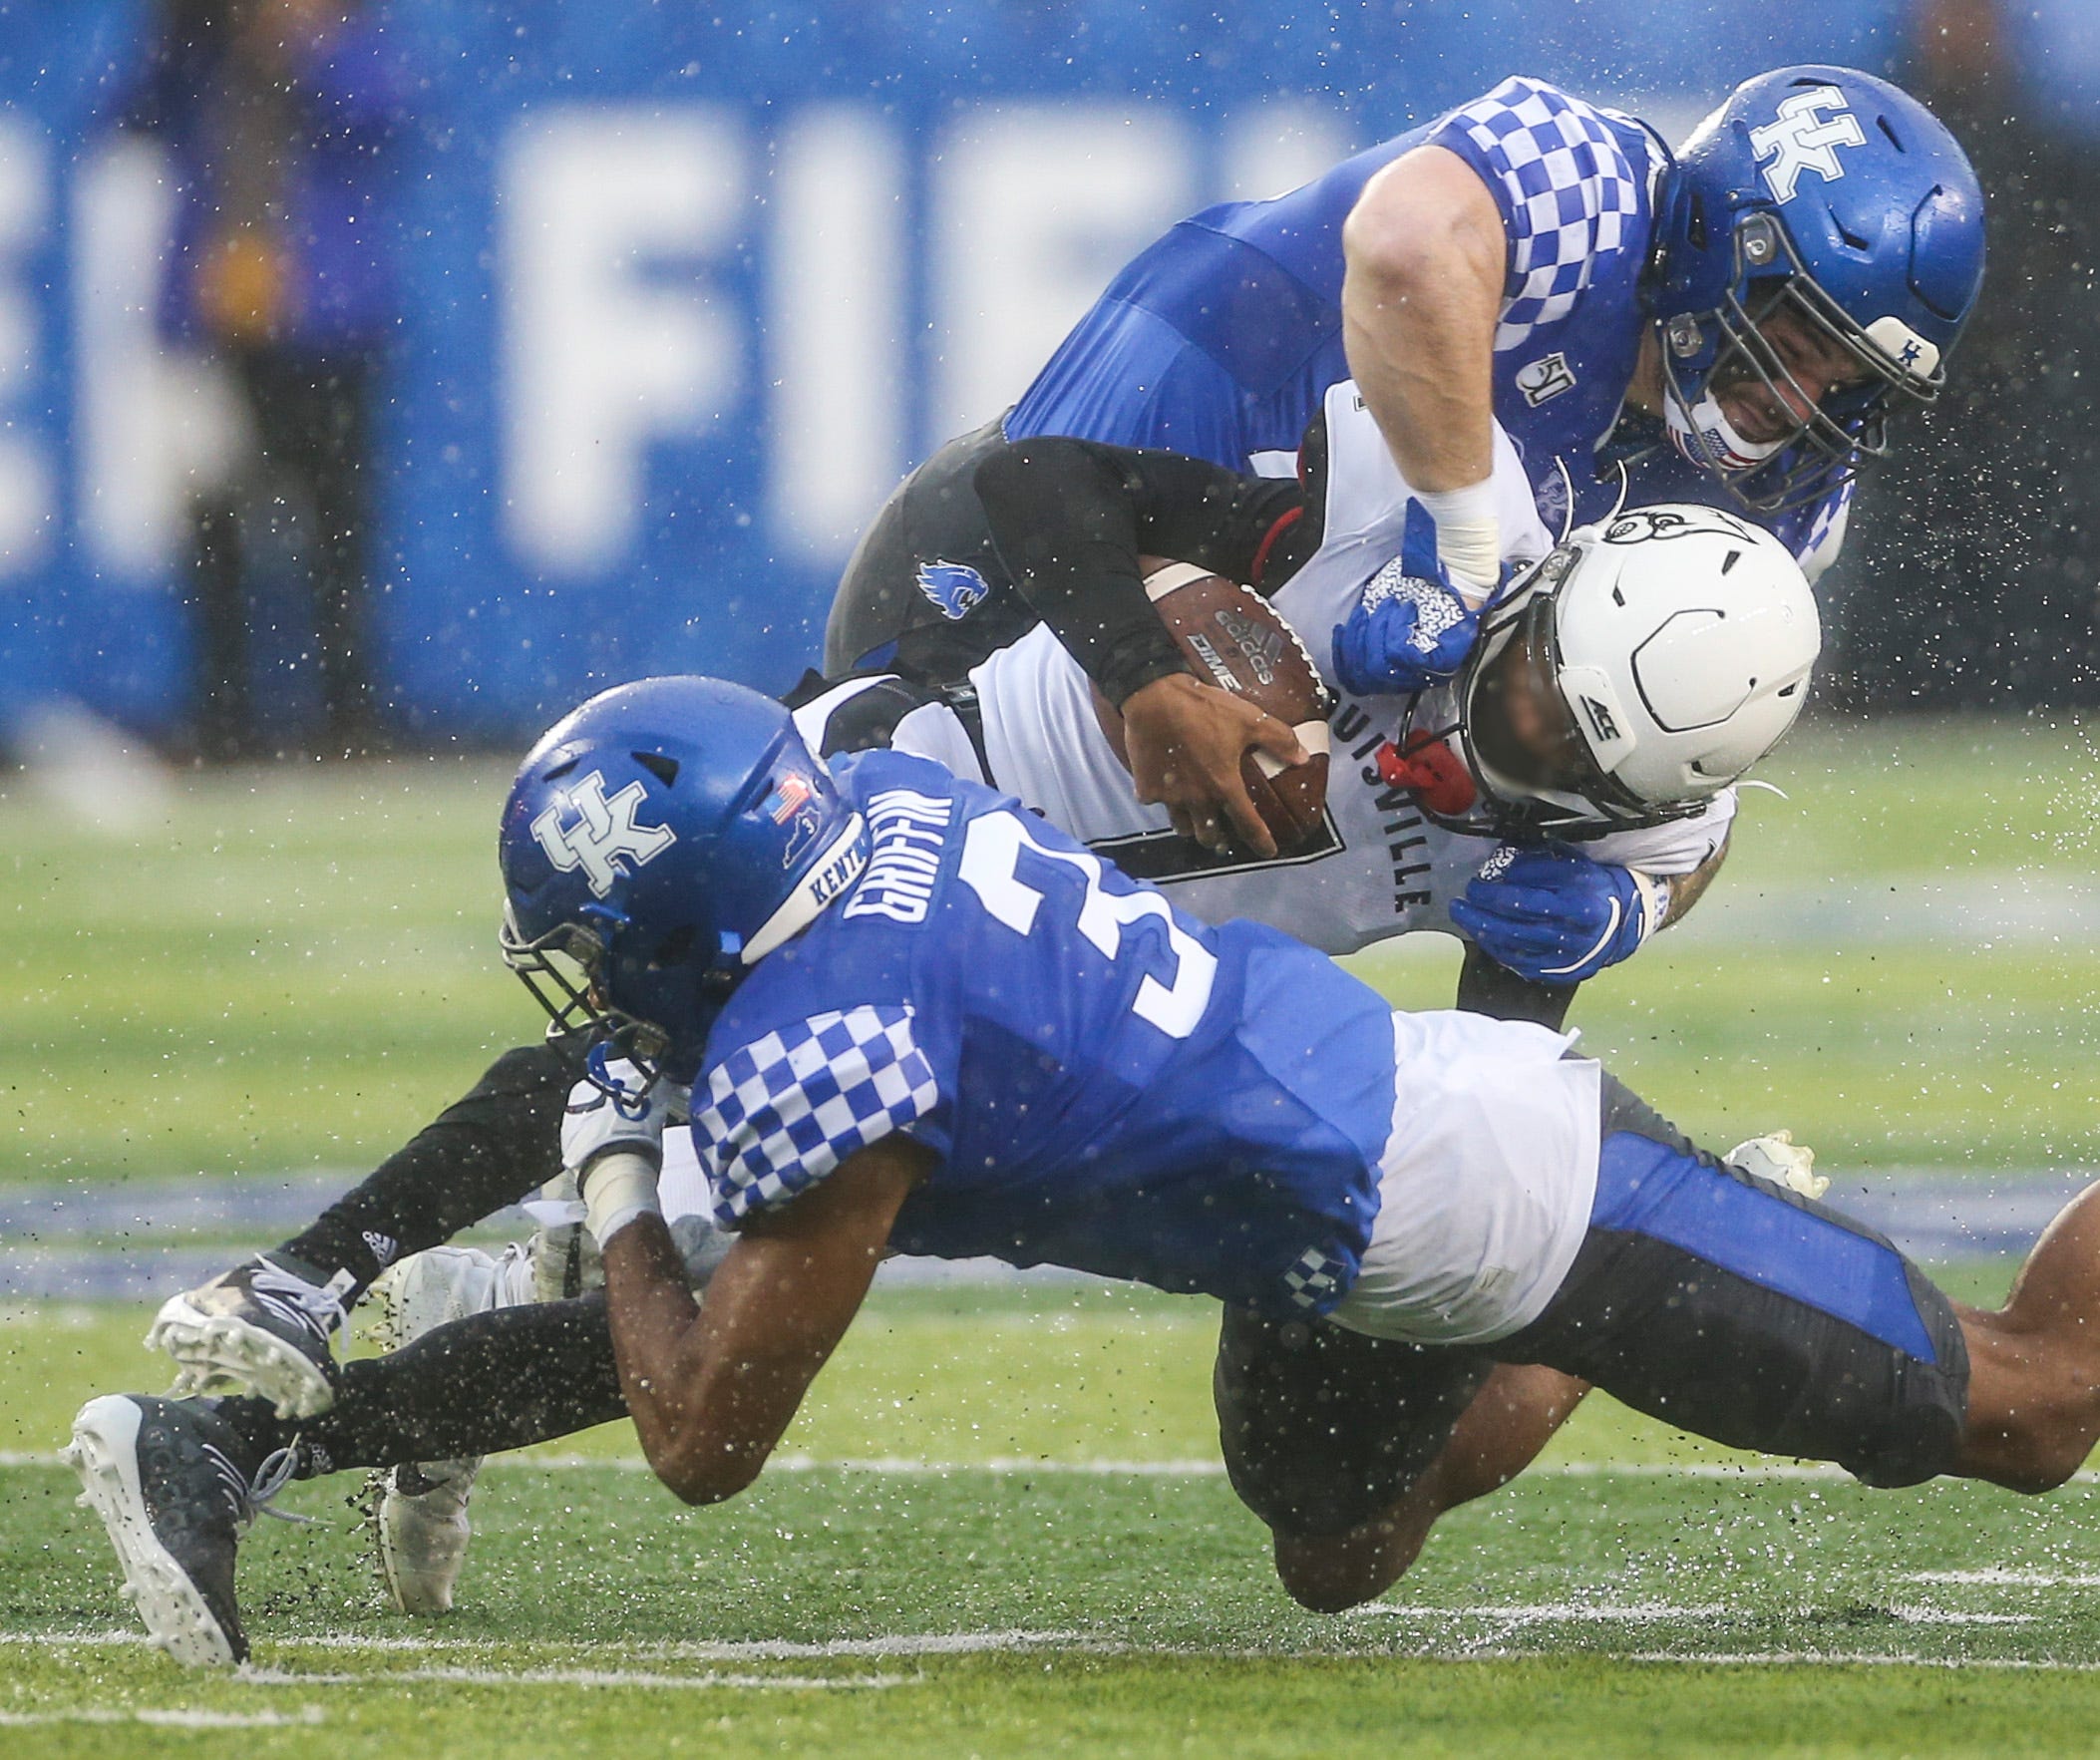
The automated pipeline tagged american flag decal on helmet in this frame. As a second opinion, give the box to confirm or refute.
[763,775,813,824]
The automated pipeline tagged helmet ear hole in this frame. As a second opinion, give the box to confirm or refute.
[650,924,697,970]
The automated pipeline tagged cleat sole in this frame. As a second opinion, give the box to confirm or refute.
[146,1297,336,1419]
[68,1397,239,1668]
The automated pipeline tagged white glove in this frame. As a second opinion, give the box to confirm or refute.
[1727,1130,1828,1201]
[559,1058,683,1177]
[561,1059,689,1249]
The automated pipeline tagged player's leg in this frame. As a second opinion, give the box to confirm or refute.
[365,1133,731,1612]
[1495,1075,1973,1494]
[69,1292,629,1664]
[1945,1183,2100,1491]
[1213,1309,1588,1611]
[149,1034,581,1417]
[364,1242,525,1612]
[1270,1363,1592,1612]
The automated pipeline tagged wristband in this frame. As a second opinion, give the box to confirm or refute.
[1413,478,1501,606]
[1628,868,1673,939]
[582,1151,663,1250]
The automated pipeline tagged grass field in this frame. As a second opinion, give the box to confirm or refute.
[7,717,2100,1753]
[8,716,2100,1186]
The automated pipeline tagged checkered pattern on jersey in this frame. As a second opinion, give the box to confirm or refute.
[1282,1242,1351,1313]
[1443,77,1642,352]
[1797,480,1854,578]
[695,1005,940,1223]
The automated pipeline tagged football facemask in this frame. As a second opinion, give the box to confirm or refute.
[500,903,685,1090]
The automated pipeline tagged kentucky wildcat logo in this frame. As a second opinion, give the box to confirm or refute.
[530,770,676,897]
[1750,87,1865,203]
[916,559,989,621]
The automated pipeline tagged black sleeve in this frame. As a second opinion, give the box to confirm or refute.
[974,437,1308,709]
[1455,943,1577,1031]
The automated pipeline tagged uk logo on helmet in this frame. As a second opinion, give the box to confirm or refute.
[1749,87,1867,203]
[529,771,676,897]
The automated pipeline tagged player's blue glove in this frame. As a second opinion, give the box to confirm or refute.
[1330,501,1489,698]
[1447,845,1672,986]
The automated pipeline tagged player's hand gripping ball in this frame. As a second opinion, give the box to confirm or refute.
[1448,844,1671,986]
[1330,501,1493,698]
[1092,558,1333,856]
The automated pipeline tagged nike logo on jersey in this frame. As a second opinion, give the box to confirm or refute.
[529,771,676,897]
[1749,87,1866,203]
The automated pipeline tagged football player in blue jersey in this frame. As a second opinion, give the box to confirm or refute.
[825,66,1983,855]
[69,678,2100,1663]
[105,488,1814,1623]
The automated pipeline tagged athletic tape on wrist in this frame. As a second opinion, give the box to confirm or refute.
[582,1151,663,1249]
[1629,869,1672,941]
[1413,479,1501,606]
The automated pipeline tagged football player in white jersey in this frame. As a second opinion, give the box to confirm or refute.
[809,383,1811,1010]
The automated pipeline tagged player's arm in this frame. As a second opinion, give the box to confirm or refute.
[1656,836,1728,929]
[1450,825,1734,990]
[596,1136,933,1506]
[975,436,1312,856]
[1340,145,1508,601]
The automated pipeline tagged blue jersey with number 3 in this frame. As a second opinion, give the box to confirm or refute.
[688,750,1395,1315]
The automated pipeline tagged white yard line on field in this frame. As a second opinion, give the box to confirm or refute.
[0,1708,326,1727]
[1907,1569,2100,1588]
[11,1447,2100,1484]
[236,1666,909,1691]
[8,1625,2097,1674]
[1618,1649,2100,1673]
[1,1628,1087,1662]
[1346,1601,1729,1625]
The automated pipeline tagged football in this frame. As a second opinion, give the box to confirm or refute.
[1092,559,1334,853]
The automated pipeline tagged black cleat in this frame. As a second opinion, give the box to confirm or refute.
[66,1394,299,1667]
[147,1253,349,1419]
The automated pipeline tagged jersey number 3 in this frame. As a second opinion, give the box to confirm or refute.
[958,811,1218,1040]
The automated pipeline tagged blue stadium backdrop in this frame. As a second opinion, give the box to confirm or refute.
[0,0,1905,743]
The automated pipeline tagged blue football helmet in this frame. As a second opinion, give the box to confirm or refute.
[498,676,868,1083]
[1651,66,1985,512]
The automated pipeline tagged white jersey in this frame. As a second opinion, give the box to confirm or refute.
[890,382,1732,956]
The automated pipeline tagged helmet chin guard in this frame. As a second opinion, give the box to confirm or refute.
[1393,504,1820,841]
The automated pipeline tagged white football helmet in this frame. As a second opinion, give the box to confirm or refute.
[1399,503,1820,840]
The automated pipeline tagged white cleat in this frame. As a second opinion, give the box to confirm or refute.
[1726,1129,1829,1200]
[367,1244,508,1613]
[374,1460,475,1615]
[147,1254,348,1420]
[67,1394,295,1666]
